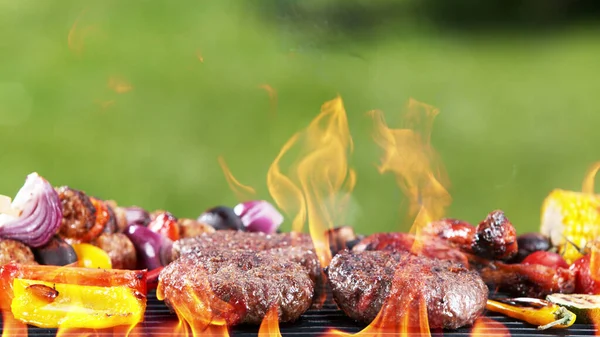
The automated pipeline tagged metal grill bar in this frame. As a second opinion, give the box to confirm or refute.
[2,291,597,337]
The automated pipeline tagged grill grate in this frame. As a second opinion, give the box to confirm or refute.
[1,291,598,337]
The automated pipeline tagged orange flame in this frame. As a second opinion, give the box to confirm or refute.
[469,317,511,337]
[217,155,257,201]
[258,306,282,337]
[266,96,355,267]
[68,9,96,55]
[368,98,451,252]
[108,76,134,94]
[156,267,231,337]
[324,272,432,337]
[1,311,27,337]
[259,84,278,116]
[581,162,600,287]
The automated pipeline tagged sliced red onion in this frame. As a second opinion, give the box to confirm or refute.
[124,206,151,227]
[124,225,173,270]
[233,200,284,234]
[0,173,62,247]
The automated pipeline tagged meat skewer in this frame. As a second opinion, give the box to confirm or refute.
[422,210,518,260]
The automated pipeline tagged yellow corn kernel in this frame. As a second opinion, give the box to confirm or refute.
[540,189,600,264]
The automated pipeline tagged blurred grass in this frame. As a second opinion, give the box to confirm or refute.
[1,0,600,234]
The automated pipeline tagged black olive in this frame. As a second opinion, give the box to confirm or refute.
[509,232,551,263]
[197,206,244,231]
[33,236,78,266]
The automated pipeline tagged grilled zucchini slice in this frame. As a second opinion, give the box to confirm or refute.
[547,294,600,324]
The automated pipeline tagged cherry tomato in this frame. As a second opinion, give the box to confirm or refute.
[570,255,600,294]
[147,212,180,241]
[522,251,569,269]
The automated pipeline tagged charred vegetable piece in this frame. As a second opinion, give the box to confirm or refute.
[509,233,552,263]
[11,277,145,329]
[233,200,284,234]
[197,206,243,231]
[486,298,576,330]
[79,197,109,242]
[0,263,147,313]
[148,212,180,241]
[546,294,600,324]
[178,218,215,238]
[124,225,173,270]
[523,251,569,269]
[32,236,77,266]
[72,243,112,269]
[104,200,128,232]
[92,233,137,270]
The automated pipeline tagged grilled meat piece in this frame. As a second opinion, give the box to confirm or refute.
[104,200,129,233]
[158,249,314,326]
[327,250,487,330]
[478,261,576,298]
[55,186,97,242]
[92,233,137,269]
[173,231,320,283]
[177,218,216,238]
[352,232,470,267]
[423,210,518,260]
[0,239,37,265]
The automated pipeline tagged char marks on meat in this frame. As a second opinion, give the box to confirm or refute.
[158,249,314,326]
[55,186,97,242]
[326,250,487,330]
[352,232,470,267]
[173,231,320,283]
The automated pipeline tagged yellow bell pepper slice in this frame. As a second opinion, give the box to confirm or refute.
[11,278,145,329]
[72,243,112,269]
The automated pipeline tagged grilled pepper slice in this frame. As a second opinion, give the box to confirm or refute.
[486,298,576,329]
[0,263,147,329]
[72,243,112,269]
[12,278,145,329]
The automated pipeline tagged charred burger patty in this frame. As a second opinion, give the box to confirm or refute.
[326,250,488,330]
[158,249,314,326]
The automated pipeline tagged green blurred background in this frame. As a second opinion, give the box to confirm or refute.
[1,0,600,234]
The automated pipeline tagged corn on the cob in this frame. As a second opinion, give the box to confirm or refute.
[540,189,600,264]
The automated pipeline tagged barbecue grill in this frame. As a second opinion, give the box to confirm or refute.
[1,290,597,337]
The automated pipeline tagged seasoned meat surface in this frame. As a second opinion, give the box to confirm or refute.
[327,250,487,330]
[173,231,320,282]
[352,232,470,267]
[0,239,37,265]
[55,186,96,241]
[158,249,314,326]
[92,233,137,269]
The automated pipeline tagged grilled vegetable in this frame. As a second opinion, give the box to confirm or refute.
[197,206,244,231]
[233,200,284,234]
[72,243,112,269]
[486,298,576,330]
[0,173,62,247]
[540,189,600,264]
[510,233,551,263]
[0,263,147,329]
[124,225,173,270]
[32,236,77,266]
[522,251,569,269]
[547,294,600,324]
[569,255,600,294]
[11,278,145,329]
[148,212,180,241]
